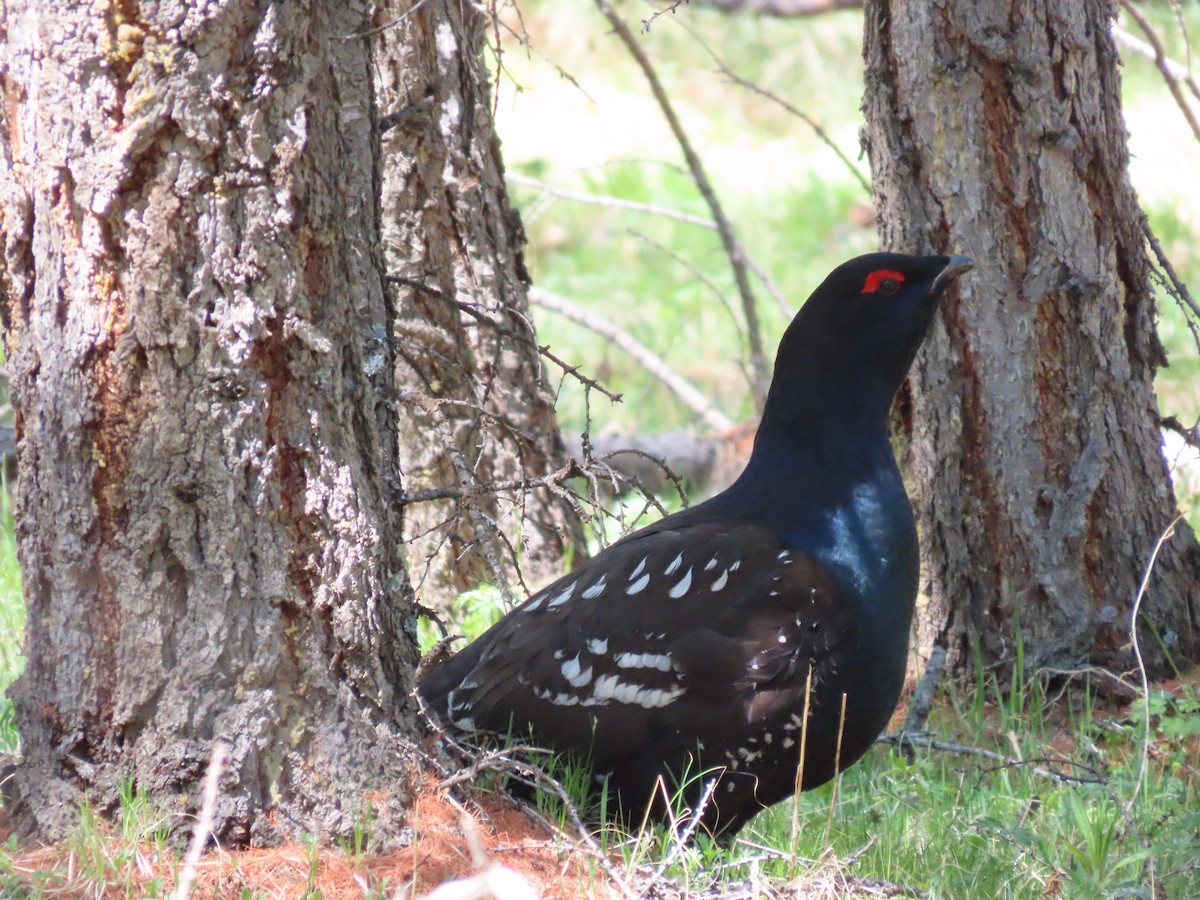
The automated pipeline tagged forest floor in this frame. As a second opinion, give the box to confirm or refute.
[3,669,1199,898]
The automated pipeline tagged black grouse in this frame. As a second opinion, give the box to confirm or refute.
[419,252,973,839]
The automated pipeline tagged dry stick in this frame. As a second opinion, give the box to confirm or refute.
[428,735,637,897]
[592,448,687,513]
[509,173,718,230]
[1126,514,1183,816]
[693,0,864,14]
[742,252,793,321]
[592,0,772,408]
[628,229,774,388]
[824,692,848,847]
[641,777,719,896]
[1113,25,1198,89]
[398,462,584,505]
[530,286,736,432]
[395,387,516,607]
[171,741,228,900]
[495,18,597,104]
[1141,222,1200,325]
[1119,0,1200,144]
[389,274,624,403]
[346,0,438,39]
[902,646,948,736]
[508,764,637,897]
[790,666,815,873]
[875,732,1104,785]
[1092,717,1200,781]
[1172,0,1195,75]
[513,174,792,317]
[631,230,742,321]
[637,226,790,325]
[1161,414,1200,455]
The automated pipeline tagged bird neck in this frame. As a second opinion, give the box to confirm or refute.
[719,406,918,628]
[731,402,898,516]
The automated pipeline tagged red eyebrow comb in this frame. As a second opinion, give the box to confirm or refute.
[862,269,906,293]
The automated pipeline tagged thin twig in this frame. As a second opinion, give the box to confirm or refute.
[513,174,790,319]
[1113,25,1198,90]
[686,24,872,195]
[531,286,735,431]
[171,741,228,900]
[495,18,597,104]
[1141,221,1200,324]
[509,173,718,229]
[627,229,769,387]
[597,448,688,506]
[592,0,771,407]
[902,646,947,735]
[397,461,584,505]
[395,387,516,607]
[641,0,691,33]
[692,0,863,14]
[390,274,625,403]
[878,732,1104,785]
[1161,414,1200,454]
[1118,0,1200,144]
[642,777,719,895]
[1126,514,1182,815]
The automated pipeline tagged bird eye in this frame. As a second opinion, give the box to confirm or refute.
[862,268,907,295]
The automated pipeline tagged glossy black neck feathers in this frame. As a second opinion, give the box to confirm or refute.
[723,253,971,521]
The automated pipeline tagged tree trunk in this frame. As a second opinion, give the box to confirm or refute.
[862,0,1200,678]
[0,2,421,844]
[374,3,588,609]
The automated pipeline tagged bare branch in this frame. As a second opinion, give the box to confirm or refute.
[510,173,792,318]
[1141,220,1200,342]
[689,28,872,195]
[592,0,772,407]
[395,386,517,607]
[1161,414,1200,455]
[495,18,597,104]
[877,731,1104,785]
[509,173,718,230]
[398,460,584,504]
[1118,0,1200,144]
[641,0,692,33]
[1113,25,1196,88]
[171,742,228,900]
[692,0,861,13]
[531,286,735,432]
[901,646,946,735]
[389,274,625,403]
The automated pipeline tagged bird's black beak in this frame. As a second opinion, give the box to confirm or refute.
[932,254,974,293]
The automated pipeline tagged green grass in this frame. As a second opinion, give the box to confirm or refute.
[743,674,1200,898]
[0,779,176,898]
[501,670,1200,898]
[0,481,23,756]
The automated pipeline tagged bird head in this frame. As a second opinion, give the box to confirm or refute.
[764,253,973,428]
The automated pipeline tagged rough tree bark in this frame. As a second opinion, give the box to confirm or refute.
[862,0,1200,677]
[0,2,422,843]
[374,4,588,608]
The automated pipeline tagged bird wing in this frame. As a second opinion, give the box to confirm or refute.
[419,519,857,768]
